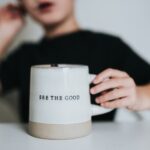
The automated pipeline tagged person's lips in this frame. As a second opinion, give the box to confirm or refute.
[37,1,54,13]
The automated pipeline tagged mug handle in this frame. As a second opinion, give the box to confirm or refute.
[89,74,113,116]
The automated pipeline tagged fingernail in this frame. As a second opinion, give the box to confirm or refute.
[95,98,99,103]
[93,79,98,84]
[90,88,95,94]
[101,103,104,106]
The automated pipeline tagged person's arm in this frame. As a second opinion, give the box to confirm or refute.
[0,3,25,94]
[0,3,25,58]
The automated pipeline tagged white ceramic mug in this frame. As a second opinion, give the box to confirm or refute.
[29,64,113,139]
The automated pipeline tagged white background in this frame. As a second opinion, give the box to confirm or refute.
[0,0,150,122]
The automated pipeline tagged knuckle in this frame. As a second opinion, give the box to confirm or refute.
[128,77,135,85]
[122,71,128,77]
[107,68,113,73]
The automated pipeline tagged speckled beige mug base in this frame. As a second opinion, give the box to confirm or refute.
[28,120,92,140]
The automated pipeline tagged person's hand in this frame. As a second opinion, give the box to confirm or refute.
[90,68,138,110]
[0,3,25,56]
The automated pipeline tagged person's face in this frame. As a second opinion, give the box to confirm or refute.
[21,0,75,26]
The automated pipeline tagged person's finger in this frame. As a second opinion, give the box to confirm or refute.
[1,4,22,20]
[90,77,134,95]
[7,4,23,17]
[95,88,129,103]
[101,97,129,109]
[93,68,129,84]
[0,5,12,20]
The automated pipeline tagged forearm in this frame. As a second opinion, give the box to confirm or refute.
[0,33,12,59]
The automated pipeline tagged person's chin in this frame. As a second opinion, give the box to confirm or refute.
[37,18,60,26]
[35,15,63,27]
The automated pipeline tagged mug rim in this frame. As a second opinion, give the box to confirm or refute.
[31,64,88,69]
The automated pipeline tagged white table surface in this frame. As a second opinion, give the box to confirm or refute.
[0,122,150,150]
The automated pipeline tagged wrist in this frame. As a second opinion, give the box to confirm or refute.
[127,85,150,111]
[0,33,16,58]
[136,85,150,110]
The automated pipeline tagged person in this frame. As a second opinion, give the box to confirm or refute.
[0,0,150,123]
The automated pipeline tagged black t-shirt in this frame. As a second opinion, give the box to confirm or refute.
[0,30,150,122]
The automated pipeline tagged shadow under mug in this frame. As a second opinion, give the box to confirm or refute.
[28,64,113,139]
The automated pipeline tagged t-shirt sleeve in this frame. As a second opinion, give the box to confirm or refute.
[0,45,23,94]
[117,38,150,85]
